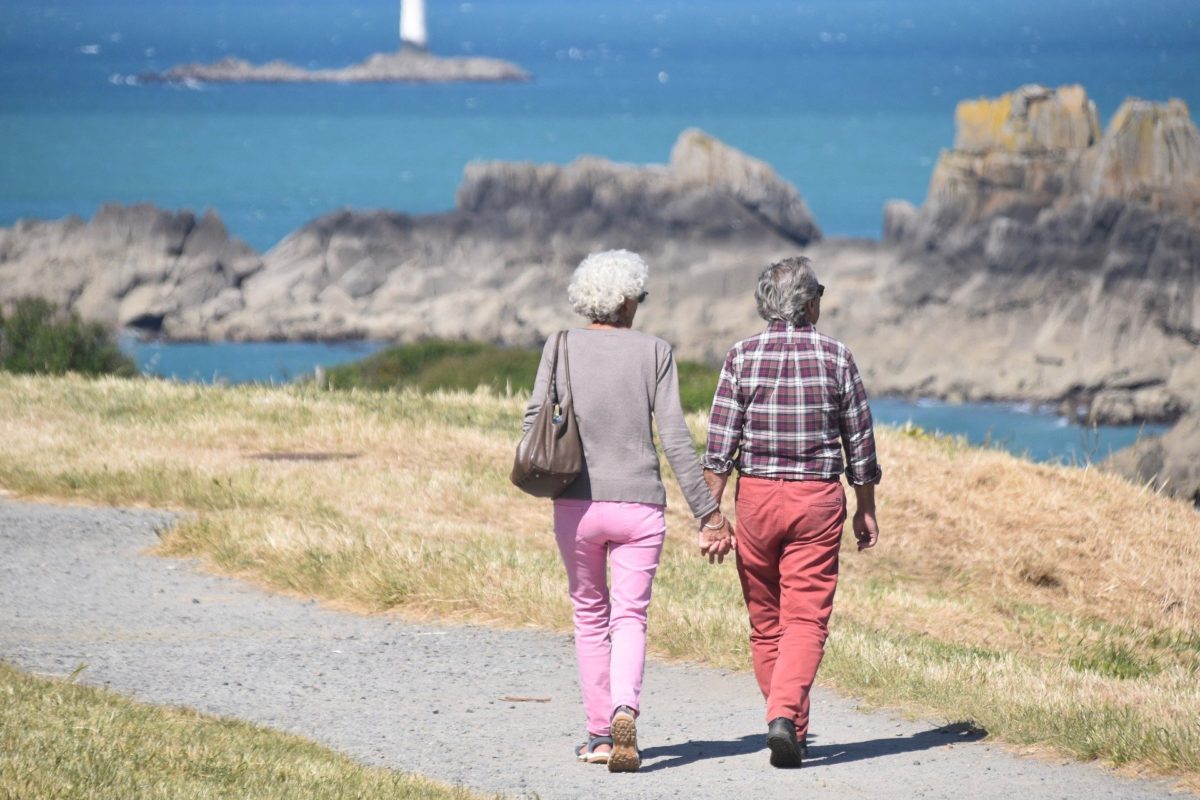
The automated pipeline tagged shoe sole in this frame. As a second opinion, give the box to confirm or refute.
[608,713,640,773]
[767,732,803,768]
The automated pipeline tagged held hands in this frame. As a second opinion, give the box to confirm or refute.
[698,511,736,564]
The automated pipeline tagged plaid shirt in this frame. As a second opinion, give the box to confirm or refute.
[702,320,883,485]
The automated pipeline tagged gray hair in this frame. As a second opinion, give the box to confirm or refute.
[567,249,648,323]
[755,256,820,325]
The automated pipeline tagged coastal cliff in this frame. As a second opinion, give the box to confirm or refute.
[870,84,1200,501]
[140,50,530,84]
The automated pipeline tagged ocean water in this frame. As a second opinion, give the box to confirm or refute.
[2,0,1198,249]
[122,336,387,385]
[869,397,1167,465]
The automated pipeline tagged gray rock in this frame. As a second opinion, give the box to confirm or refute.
[181,129,821,342]
[1083,98,1200,213]
[1106,414,1200,508]
[668,128,821,244]
[954,83,1101,154]
[455,130,821,247]
[140,50,530,84]
[0,203,261,336]
[858,84,1200,502]
[2,127,819,345]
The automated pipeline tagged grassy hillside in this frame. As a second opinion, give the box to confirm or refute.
[324,339,722,413]
[1,375,1198,786]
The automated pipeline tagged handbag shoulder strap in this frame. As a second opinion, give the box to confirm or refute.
[558,330,573,399]
[547,330,565,405]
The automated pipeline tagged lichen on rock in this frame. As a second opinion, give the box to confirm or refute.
[954,84,1100,155]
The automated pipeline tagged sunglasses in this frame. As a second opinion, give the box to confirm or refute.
[816,284,825,298]
[636,291,648,304]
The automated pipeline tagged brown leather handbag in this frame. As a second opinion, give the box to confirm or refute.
[510,331,583,497]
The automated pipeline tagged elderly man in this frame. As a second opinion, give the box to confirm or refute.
[700,255,882,769]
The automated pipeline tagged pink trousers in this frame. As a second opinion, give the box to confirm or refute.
[554,499,666,736]
[734,476,846,736]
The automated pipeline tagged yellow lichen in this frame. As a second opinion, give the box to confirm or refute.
[955,94,1016,152]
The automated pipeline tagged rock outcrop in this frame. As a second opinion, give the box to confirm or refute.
[887,85,1199,245]
[139,50,530,85]
[872,84,1200,503]
[1107,413,1200,506]
[0,130,819,350]
[454,129,820,248]
[182,129,819,344]
[0,204,261,335]
[1085,98,1200,214]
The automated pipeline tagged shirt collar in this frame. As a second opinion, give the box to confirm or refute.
[768,319,813,333]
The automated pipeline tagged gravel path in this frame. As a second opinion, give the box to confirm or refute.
[0,500,1183,799]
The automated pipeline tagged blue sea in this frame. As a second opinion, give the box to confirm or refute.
[4,0,1194,462]
[2,0,1198,248]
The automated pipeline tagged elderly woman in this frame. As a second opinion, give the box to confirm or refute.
[701,256,882,769]
[523,249,730,773]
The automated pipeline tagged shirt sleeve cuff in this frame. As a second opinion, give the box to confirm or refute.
[846,465,883,486]
[700,456,735,474]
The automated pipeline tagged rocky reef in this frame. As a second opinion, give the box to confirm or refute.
[140,50,530,84]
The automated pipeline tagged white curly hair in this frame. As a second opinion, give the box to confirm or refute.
[567,249,649,323]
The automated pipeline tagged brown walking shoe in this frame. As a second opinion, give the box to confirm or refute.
[608,706,641,772]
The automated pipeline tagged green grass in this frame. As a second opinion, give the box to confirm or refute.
[325,339,721,413]
[1070,642,1163,681]
[675,359,722,414]
[324,340,539,395]
[0,662,492,800]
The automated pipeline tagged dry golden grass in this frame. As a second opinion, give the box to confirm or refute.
[1,374,1198,786]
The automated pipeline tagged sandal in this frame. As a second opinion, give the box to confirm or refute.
[574,734,613,764]
[608,705,641,773]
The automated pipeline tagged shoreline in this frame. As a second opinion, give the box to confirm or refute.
[115,333,1177,435]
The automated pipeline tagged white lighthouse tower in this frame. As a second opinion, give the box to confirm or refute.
[400,0,428,52]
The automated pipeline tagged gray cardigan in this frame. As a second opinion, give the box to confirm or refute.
[523,328,719,518]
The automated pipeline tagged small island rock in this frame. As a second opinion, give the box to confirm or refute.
[141,50,530,85]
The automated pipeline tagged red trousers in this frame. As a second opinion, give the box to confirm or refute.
[734,475,846,735]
